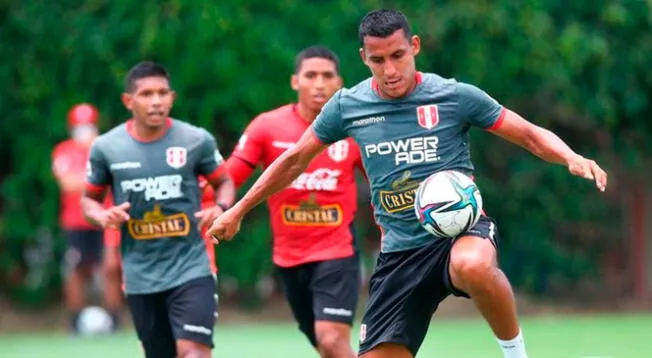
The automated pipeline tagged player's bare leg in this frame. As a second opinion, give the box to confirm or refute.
[176,340,211,358]
[314,320,356,358]
[449,235,527,358]
[359,343,412,358]
[102,247,123,329]
[64,266,88,333]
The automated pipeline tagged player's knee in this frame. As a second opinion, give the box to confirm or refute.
[360,343,413,358]
[176,340,211,358]
[179,349,209,358]
[68,266,90,281]
[316,331,343,353]
[315,321,350,355]
[450,239,496,288]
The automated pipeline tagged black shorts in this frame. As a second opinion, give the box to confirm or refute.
[62,229,103,272]
[277,254,361,347]
[126,275,218,358]
[358,216,499,356]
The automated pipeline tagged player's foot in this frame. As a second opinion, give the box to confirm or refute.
[497,329,528,358]
[69,311,81,335]
[109,310,121,332]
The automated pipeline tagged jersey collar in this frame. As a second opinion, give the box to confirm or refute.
[291,104,311,126]
[371,72,423,98]
[126,118,173,142]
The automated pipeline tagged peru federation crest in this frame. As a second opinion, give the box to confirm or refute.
[327,140,349,162]
[416,104,439,130]
[166,147,187,169]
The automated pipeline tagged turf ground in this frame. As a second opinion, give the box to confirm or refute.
[1,314,650,357]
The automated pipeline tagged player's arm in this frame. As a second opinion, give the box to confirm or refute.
[194,130,237,229]
[490,110,580,165]
[231,128,327,215]
[208,90,346,241]
[52,148,86,192]
[80,142,130,228]
[54,171,86,192]
[196,130,236,209]
[490,110,606,191]
[224,121,267,189]
[204,167,236,210]
[81,187,108,226]
[351,142,369,182]
[224,157,255,188]
[459,83,607,191]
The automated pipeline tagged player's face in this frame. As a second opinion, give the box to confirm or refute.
[291,58,342,116]
[360,29,421,99]
[71,124,98,144]
[122,76,176,128]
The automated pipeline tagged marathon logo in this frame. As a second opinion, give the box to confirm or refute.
[379,170,419,213]
[281,200,343,226]
[127,205,190,240]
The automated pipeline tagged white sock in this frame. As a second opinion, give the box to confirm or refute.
[497,329,528,358]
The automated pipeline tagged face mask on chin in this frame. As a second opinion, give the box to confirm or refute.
[71,124,98,144]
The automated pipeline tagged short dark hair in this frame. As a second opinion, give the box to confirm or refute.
[294,46,340,74]
[124,61,170,92]
[358,9,412,45]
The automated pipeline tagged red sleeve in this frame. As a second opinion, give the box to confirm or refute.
[103,190,114,208]
[204,164,226,182]
[486,108,507,131]
[85,182,108,194]
[198,176,216,206]
[230,116,266,167]
[51,142,69,177]
[224,156,255,188]
[349,139,367,181]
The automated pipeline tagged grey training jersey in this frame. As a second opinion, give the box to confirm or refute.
[86,119,224,294]
[312,73,503,253]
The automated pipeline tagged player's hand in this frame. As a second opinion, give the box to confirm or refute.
[567,155,608,192]
[99,202,131,229]
[205,208,243,245]
[194,205,224,231]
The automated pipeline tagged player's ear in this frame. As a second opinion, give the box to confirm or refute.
[291,74,299,91]
[359,47,367,65]
[335,74,343,88]
[170,90,177,105]
[121,93,133,111]
[411,35,421,56]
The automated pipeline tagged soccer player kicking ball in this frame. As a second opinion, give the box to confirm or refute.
[81,61,235,358]
[209,9,609,358]
[223,46,364,358]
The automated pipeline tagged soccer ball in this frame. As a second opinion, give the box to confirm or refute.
[414,170,483,239]
[77,306,113,336]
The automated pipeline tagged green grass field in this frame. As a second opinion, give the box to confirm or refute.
[1,314,650,357]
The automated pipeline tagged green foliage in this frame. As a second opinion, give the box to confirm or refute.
[1,0,650,304]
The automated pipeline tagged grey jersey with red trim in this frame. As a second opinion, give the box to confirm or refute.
[312,73,504,253]
[86,119,224,294]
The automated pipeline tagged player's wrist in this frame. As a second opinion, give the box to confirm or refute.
[89,210,109,228]
[216,202,230,212]
[563,153,583,167]
[230,201,248,218]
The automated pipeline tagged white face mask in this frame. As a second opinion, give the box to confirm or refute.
[71,124,98,143]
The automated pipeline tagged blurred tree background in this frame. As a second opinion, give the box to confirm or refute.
[1,0,651,307]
